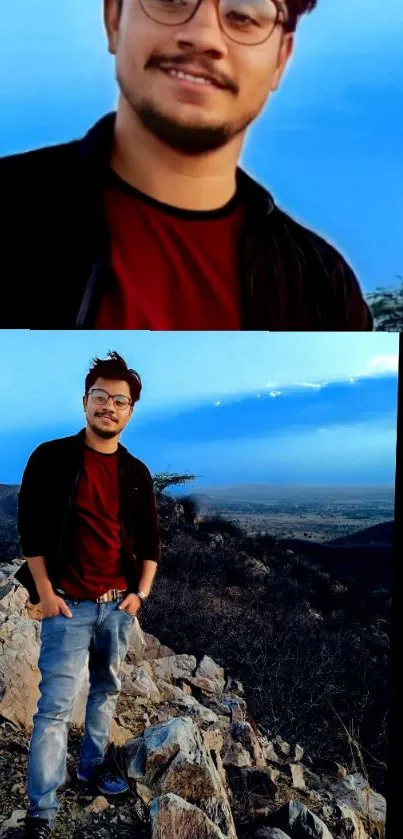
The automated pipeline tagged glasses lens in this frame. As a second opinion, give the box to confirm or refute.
[220,0,279,44]
[114,394,131,409]
[140,0,281,43]
[91,389,108,405]
[142,0,198,24]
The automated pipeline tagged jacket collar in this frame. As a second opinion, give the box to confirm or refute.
[77,110,276,217]
[74,111,276,329]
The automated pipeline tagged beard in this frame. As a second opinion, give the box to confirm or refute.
[89,418,120,440]
[118,74,257,155]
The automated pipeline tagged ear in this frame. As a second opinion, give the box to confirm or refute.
[83,395,88,412]
[104,0,121,56]
[270,32,294,92]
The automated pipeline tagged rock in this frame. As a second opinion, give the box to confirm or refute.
[150,793,227,839]
[123,716,237,839]
[177,679,193,696]
[155,679,187,702]
[222,739,253,768]
[201,727,224,754]
[312,758,348,779]
[143,633,175,660]
[274,736,291,756]
[186,676,218,695]
[222,697,247,722]
[109,719,134,746]
[335,804,369,839]
[195,656,225,692]
[0,585,31,619]
[286,763,306,790]
[324,773,386,825]
[169,695,219,726]
[85,796,110,814]
[255,829,292,839]
[0,809,26,837]
[261,738,280,763]
[227,766,278,805]
[224,677,244,696]
[223,721,266,768]
[126,617,147,661]
[0,613,41,728]
[294,745,304,762]
[151,654,197,682]
[121,662,161,702]
[267,799,334,839]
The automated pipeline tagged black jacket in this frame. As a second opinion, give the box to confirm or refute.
[0,111,373,330]
[15,429,161,605]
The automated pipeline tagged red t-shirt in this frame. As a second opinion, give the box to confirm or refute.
[59,446,128,599]
[95,170,244,329]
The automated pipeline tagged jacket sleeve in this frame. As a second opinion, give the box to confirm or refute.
[340,261,374,331]
[17,444,48,557]
[136,465,162,564]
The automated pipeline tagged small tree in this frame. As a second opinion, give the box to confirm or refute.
[366,275,403,331]
[153,471,197,494]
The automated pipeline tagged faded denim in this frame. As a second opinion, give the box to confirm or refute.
[26,597,134,822]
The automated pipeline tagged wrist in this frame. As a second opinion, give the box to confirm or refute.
[37,581,54,599]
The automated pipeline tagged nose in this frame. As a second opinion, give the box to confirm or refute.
[172,0,229,58]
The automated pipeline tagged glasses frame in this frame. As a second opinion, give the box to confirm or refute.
[138,0,289,46]
[87,387,133,410]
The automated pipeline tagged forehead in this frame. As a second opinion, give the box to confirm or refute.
[92,377,131,396]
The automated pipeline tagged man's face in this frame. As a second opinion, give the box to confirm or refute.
[104,0,294,154]
[83,376,134,440]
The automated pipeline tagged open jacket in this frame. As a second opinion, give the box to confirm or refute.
[15,429,161,605]
[0,111,372,330]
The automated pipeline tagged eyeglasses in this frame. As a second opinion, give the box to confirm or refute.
[139,0,289,46]
[88,388,133,410]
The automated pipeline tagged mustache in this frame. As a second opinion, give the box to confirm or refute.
[146,53,238,94]
[95,413,118,422]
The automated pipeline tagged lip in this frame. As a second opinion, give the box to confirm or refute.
[159,65,226,91]
[98,416,115,423]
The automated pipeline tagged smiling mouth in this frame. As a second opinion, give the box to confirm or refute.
[160,67,224,89]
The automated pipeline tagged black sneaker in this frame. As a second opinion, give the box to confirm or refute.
[23,817,53,838]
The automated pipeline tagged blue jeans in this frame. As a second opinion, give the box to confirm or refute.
[27,597,135,823]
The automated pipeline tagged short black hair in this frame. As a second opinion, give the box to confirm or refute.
[85,351,142,404]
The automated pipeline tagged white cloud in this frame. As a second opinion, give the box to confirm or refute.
[366,354,399,375]
[214,401,221,407]
[269,391,282,398]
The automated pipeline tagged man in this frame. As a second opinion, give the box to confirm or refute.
[0,0,373,330]
[15,351,161,839]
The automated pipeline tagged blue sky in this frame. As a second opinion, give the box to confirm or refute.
[0,331,398,487]
[1,0,402,292]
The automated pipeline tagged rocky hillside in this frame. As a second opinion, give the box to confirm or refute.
[0,489,391,795]
[0,562,386,839]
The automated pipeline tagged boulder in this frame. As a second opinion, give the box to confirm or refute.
[155,679,188,702]
[225,677,244,696]
[255,830,292,839]
[267,799,334,839]
[186,676,218,695]
[123,715,237,839]
[324,774,386,825]
[143,632,175,660]
[222,697,247,722]
[126,617,147,661]
[120,661,161,702]
[227,766,278,810]
[223,721,266,768]
[274,736,291,757]
[150,793,227,839]
[151,654,197,682]
[0,584,31,619]
[195,655,225,692]
[335,804,369,839]
[0,613,41,728]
